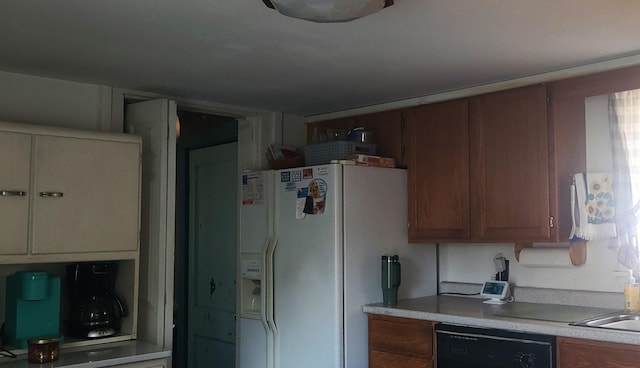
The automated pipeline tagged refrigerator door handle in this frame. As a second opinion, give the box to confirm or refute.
[264,235,278,368]
[264,236,276,328]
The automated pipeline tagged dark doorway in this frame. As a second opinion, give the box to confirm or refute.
[173,110,238,368]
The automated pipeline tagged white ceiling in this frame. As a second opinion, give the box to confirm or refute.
[2,1,640,117]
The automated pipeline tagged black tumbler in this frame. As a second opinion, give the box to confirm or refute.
[382,255,401,306]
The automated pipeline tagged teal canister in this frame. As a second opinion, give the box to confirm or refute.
[19,271,49,300]
[381,255,401,306]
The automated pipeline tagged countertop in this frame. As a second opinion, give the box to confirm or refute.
[363,295,640,345]
[0,341,171,368]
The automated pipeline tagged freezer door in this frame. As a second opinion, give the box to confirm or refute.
[272,165,343,368]
[239,171,272,254]
[238,318,268,368]
[238,171,273,368]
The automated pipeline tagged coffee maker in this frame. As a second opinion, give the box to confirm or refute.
[66,262,128,339]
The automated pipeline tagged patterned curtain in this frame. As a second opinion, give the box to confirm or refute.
[609,90,640,273]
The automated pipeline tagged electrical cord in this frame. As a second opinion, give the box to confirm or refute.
[438,292,480,296]
[504,296,516,303]
[0,323,16,359]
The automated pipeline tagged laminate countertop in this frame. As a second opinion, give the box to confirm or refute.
[0,340,171,368]
[363,295,640,345]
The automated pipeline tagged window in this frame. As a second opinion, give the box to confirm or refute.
[610,89,640,207]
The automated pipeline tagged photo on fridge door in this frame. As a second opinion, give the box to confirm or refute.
[303,179,327,215]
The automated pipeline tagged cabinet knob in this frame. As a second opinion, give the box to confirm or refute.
[39,192,64,198]
[1,190,26,197]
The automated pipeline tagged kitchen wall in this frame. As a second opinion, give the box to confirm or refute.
[0,70,112,130]
[439,94,626,294]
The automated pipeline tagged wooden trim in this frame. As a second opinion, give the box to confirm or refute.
[551,64,640,100]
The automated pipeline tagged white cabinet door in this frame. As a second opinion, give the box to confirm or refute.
[31,135,141,254]
[0,131,31,255]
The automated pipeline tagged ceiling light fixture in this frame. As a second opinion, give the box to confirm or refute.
[262,0,394,23]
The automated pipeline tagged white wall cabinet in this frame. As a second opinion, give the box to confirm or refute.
[0,121,141,262]
[0,130,31,255]
[0,121,142,352]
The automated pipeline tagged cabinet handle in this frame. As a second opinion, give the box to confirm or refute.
[1,190,27,197]
[39,192,64,198]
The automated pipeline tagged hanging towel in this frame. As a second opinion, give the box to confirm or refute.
[569,173,617,241]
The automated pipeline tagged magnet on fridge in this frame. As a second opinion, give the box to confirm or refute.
[280,171,291,182]
[303,168,313,179]
[303,179,327,215]
[296,187,308,219]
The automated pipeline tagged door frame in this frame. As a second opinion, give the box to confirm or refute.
[114,88,286,368]
[178,115,238,368]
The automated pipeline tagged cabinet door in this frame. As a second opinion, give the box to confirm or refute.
[368,314,433,368]
[0,131,31,255]
[557,336,640,368]
[470,85,551,241]
[370,350,431,368]
[405,99,470,242]
[31,135,141,254]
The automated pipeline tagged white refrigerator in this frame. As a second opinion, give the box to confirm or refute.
[237,163,437,368]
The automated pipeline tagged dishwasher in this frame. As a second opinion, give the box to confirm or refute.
[435,324,556,368]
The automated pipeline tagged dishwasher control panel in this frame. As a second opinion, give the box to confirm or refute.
[435,324,556,368]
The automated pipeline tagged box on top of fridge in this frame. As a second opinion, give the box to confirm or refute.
[349,154,395,168]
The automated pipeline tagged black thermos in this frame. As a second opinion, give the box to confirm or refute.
[381,255,401,306]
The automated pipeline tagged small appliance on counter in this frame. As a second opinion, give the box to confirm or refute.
[66,262,128,339]
[382,255,401,306]
[4,271,61,348]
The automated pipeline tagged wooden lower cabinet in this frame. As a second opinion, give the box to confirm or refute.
[557,336,640,368]
[368,314,434,368]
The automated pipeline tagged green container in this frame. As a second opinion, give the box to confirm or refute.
[4,272,61,349]
[18,271,48,300]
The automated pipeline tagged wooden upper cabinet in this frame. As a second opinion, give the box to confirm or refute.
[408,84,556,243]
[310,82,578,244]
[405,99,470,241]
[470,84,552,241]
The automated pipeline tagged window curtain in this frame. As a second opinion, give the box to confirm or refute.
[609,90,640,274]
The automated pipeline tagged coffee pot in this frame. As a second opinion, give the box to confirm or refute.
[66,262,128,338]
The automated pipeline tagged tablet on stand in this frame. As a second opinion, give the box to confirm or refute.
[480,280,509,304]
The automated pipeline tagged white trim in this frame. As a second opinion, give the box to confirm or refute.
[98,85,114,132]
[112,87,275,119]
[306,53,640,123]
[112,87,285,170]
[163,101,177,351]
